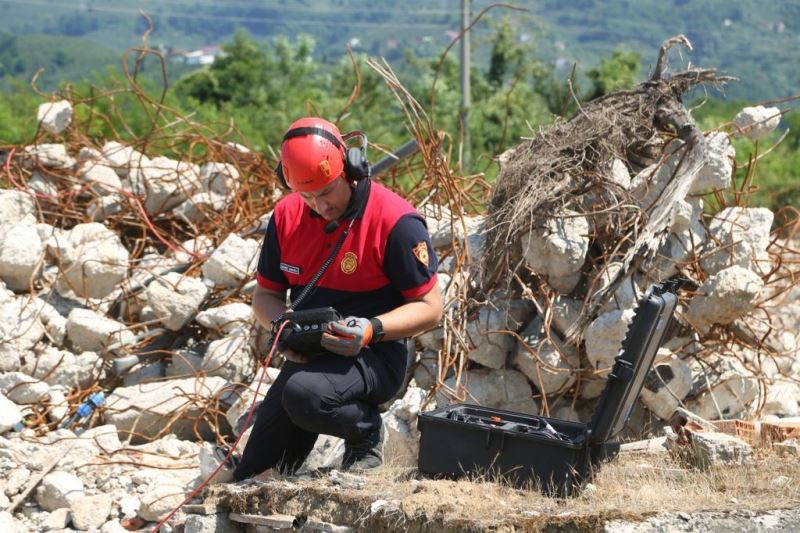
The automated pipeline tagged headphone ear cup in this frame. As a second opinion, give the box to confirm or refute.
[275,161,289,189]
[344,147,370,181]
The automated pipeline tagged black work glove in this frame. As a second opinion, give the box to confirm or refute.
[320,316,373,357]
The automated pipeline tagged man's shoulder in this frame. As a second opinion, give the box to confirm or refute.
[273,192,306,219]
[369,182,418,219]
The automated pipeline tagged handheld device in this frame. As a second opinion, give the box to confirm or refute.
[276,307,342,356]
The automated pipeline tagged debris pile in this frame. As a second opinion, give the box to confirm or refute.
[0,36,797,531]
[416,37,799,436]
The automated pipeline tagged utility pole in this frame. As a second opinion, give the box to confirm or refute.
[460,0,471,173]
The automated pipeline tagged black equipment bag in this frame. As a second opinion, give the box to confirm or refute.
[417,279,683,495]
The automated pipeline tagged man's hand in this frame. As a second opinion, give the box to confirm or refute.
[320,316,373,356]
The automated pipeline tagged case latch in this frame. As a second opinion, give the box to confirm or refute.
[610,358,634,381]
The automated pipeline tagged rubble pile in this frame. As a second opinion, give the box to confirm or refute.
[0,39,797,531]
[421,40,799,438]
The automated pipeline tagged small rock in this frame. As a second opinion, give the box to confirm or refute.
[37,101,73,134]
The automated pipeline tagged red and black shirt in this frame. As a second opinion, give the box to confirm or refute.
[256,179,438,323]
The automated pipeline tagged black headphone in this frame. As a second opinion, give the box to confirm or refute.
[274,127,370,190]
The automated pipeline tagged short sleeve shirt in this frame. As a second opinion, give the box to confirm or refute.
[256,180,438,320]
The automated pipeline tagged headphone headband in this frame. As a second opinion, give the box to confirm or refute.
[282,126,345,151]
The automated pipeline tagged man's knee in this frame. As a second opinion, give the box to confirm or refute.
[282,374,327,427]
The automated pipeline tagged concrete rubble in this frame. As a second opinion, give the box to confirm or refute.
[0,92,797,533]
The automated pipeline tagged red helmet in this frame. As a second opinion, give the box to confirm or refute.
[279,117,346,192]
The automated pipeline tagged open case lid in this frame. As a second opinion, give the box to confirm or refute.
[587,279,683,444]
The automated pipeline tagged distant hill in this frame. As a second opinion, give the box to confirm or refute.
[1,0,797,101]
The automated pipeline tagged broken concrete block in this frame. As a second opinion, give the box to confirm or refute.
[140,156,202,214]
[202,327,255,383]
[103,376,228,442]
[100,141,150,179]
[417,326,444,352]
[685,266,764,330]
[144,272,209,331]
[0,190,37,227]
[0,344,22,373]
[37,100,73,134]
[550,295,584,337]
[689,431,753,470]
[202,233,260,288]
[195,302,253,334]
[0,296,47,371]
[171,235,214,264]
[52,222,129,299]
[763,381,800,417]
[66,308,134,355]
[77,146,102,162]
[522,210,589,293]
[166,348,204,378]
[465,307,513,369]
[138,483,186,522]
[629,139,688,213]
[649,199,706,279]
[86,194,126,222]
[639,350,693,420]
[412,349,445,391]
[0,512,24,533]
[609,158,631,189]
[425,208,485,251]
[199,161,240,196]
[35,471,84,511]
[512,317,577,395]
[691,131,734,193]
[22,143,76,169]
[733,105,781,140]
[0,372,50,404]
[0,393,22,434]
[27,171,59,196]
[24,346,103,388]
[197,443,234,485]
[584,308,635,370]
[0,223,44,291]
[438,369,537,414]
[465,298,530,369]
[78,160,122,193]
[383,386,427,467]
[184,513,240,533]
[173,191,227,224]
[701,207,773,276]
[70,493,113,530]
[686,355,759,420]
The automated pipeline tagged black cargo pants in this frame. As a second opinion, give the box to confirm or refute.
[233,342,407,480]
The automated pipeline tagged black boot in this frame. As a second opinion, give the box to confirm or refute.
[341,423,385,471]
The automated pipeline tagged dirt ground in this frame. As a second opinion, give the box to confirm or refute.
[203,449,800,532]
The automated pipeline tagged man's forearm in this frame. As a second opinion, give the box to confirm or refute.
[251,287,289,330]
[375,287,443,342]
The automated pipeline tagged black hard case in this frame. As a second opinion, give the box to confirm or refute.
[417,281,681,495]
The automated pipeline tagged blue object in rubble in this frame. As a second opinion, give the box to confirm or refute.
[61,391,106,430]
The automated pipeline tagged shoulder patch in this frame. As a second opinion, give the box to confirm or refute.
[412,241,429,267]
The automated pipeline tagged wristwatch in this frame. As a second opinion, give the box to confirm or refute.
[369,317,385,344]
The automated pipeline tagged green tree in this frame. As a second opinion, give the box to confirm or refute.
[585,48,641,99]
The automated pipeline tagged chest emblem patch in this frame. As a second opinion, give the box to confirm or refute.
[413,241,429,267]
[341,252,358,274]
